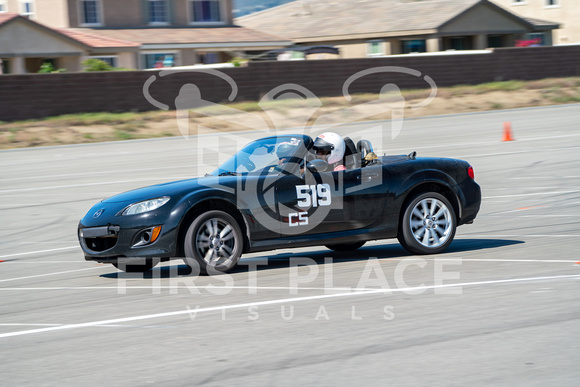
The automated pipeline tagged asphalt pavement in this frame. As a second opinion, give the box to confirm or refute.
[1,104,579,386]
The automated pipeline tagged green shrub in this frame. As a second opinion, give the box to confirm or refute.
[230,57,247,67]
[82,58,114,72]
[38,62,55,73]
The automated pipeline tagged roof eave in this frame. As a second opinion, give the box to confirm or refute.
[140,41,292,50]
[293,29,439,43]
[88,46,141,53]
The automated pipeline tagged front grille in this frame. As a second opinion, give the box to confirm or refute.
[84,236,118,252]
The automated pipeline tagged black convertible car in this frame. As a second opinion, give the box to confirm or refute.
[78,134,481,273]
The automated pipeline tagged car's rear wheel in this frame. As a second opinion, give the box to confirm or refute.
[398,192,456,255]
[325,241,366,251]
[183,210,243,275]
[113,258,158,273]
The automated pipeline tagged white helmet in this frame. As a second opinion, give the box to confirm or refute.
[313,132,345,165]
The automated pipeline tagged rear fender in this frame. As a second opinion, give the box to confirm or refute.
[392,169,464,221]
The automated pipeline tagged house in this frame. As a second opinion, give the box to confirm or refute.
[0,0,291,73]
[490,0,580,45]
[0,13,140,74]
[236,0,560,58]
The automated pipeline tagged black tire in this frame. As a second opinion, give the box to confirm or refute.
[183,210,243,274]
[325,241,366,251]
[113,258,158,273]
[398,192,456,255]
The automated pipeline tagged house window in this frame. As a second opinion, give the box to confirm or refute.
[80,0,101,25]
[367,40,385,57]
[198,52,219,64]
[511,0,526,4]
[527,33,545,46]
[402,39,426,54]
[545,0,559,6]
[148,0,169,24]
[487,35,504,48]
[0,1,6,13]
[143,53,176,69]
[19,0,34,17]
[191,0,222,23]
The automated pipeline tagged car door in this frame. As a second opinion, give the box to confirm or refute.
[276,163,388,236]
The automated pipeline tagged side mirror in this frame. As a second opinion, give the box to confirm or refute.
[306,159,329,173]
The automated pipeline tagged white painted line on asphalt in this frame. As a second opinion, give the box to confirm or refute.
[2,261,92,264]
[510,176,580,179]
[485,214,578,218]
[1,274,579,339]
[461,234,580,237]
[0,267,103,283]
[1,165,194,182]
[486,186,579,191]
[454,147,580,159]
[387,133,580,153]
[0,324,62,327]
[483,190,580,199]
[0,241,79,245]
[0,323,173,329]
[0,177,188,193]
[0,286,379,291]
[394,258,580,263]
[0,268,578,292]
[0,246,79,259]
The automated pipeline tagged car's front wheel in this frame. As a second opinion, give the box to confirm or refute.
[183,210,243,274]
[398,192,456,255]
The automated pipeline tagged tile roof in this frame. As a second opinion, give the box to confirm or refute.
[237,0,522,40]
[0,12,20,26]
[2,12,286,50]
[0,12,137,50]
[57,28,140,48]
[71,26,291,45]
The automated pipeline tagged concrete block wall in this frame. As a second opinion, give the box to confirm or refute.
[1,45,579,122]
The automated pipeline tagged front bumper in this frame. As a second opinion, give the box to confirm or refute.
[78,223,178,263]
[77,197,184,263]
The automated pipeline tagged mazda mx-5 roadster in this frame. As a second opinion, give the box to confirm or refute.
[78,134,481,274]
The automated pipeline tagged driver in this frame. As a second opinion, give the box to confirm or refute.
[276,141,297,165]
[275,140,304,173]
[312,132,346,171]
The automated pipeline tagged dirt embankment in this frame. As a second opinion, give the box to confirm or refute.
[1,78,579,150]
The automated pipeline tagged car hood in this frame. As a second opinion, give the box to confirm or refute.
[101,176,220,204]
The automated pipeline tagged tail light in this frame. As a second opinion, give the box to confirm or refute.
[467,165,475,180]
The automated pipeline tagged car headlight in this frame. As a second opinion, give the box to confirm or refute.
[122,197,170,216]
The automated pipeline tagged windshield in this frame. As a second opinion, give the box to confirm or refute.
[211,136,309,176]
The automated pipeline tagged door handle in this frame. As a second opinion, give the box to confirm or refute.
[357,173,380,182]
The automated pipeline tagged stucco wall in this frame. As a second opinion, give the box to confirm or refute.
[60,0,234,28]
[491,0,580,44]
[0,20,84,56]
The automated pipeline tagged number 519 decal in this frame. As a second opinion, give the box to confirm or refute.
[289,184,332,227]
[296,184,332,208]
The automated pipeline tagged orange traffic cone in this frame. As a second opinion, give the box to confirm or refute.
[502,122,514,141]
